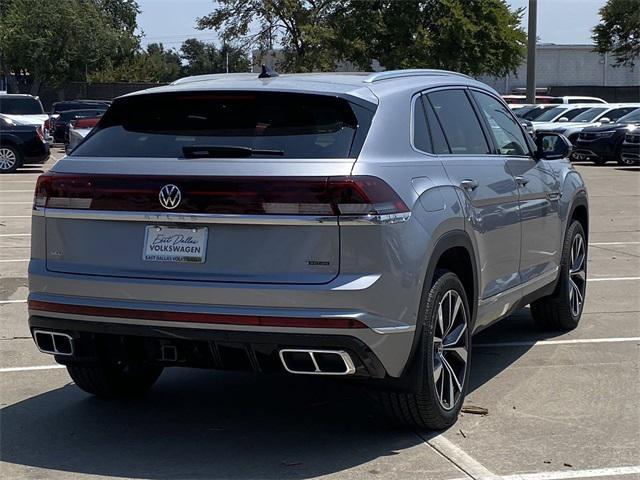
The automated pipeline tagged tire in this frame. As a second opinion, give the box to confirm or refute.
[531,220,587,331]
[0,145,21,173]
[378,271,471,429]
[67,362,163,398]
[592,157,607,166]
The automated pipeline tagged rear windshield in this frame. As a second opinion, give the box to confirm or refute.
[53,102,108,114]
[571,108,608,122]
[59,109,106,121]
[534,106,570,122]
[72,92,364,159]
[0,96,44,115]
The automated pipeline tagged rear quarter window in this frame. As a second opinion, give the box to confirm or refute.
[72,92,369,159]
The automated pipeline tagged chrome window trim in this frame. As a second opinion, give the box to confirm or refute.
[39,207,411,226]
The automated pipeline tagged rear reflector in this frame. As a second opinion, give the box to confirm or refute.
[28,300,367,329]
[33,173,409,216]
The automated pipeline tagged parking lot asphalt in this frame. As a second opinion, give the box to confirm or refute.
[0,149,638,480]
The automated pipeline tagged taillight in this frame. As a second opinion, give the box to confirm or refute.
[44,118,51,130]
[36,126,45,143]
[33,173,409,216]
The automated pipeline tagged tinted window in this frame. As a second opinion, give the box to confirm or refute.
[59,109,106,121]
[472,91,529,156]
[534,106,570,122]
[413,97,431,152]
[604,107,637,122]
[423,97,450,154]
[72,92,362,159]
[619,109,640,124]
[571,108,608,122]
[0,96,44,115]
[426,90,489,155]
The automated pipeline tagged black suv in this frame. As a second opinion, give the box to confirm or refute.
[0,115,50,173]
[572,108,640,166]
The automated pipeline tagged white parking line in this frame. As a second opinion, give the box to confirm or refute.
[588,276,640,282]
[425,435,499,479]
[475,337,640,348]
[0,201,32,204]
[0,233,30,237]
[0,259,29,263]
[0,190,33,193]
[0,365,65,373]
[0,215,31,218]
[590,241,640,246]
[500,465,640,480]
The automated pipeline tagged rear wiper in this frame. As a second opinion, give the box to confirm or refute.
[182,145,284,158]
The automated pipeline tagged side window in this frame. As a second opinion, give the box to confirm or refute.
[426,90,489,155]
[472,91,529,156]
[413,96,432,153]
[422,96,450,154]
[607,108,635,122]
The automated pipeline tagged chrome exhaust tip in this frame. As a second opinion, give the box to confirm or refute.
[33,330,74,356]
[279,349,356,375]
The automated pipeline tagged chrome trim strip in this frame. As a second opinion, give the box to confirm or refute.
[372,325,416,334]
[41,208,411,226]
[33,330,74,356]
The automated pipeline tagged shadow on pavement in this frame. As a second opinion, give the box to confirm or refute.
[0,308,561,479]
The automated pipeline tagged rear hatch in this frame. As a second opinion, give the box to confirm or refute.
[39,90,380,284]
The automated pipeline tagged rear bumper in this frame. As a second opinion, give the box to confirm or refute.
[28,315,388,378]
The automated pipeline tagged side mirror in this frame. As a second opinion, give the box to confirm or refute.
[557,117,569,122]
[599,117,611,124]
[535,132,572,160]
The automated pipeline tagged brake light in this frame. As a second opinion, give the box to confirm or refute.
[36,126,45,143]
[33,173,409,215]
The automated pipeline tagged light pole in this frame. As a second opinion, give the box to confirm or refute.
[526,0,537,104]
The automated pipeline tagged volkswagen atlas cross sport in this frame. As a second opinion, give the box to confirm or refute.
[28,69,589,429]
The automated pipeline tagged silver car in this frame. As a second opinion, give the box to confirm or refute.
[28,70,589,429]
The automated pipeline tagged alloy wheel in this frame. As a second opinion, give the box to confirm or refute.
[0,148,17,171]
[568,233,586,317]
[432,290,469,411]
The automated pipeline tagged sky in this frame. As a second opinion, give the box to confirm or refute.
[136,0,606,49]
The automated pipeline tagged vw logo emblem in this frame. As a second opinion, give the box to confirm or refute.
[159,184,181,210]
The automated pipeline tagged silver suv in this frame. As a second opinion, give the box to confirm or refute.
[28,70,589,429]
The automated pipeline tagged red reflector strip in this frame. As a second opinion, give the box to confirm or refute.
[28,300,367,329]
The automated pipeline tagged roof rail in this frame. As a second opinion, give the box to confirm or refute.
[363,69,472,83]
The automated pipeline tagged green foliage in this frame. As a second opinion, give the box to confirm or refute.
[180,39,250,75]
[593,0,640,66]
[338,0,526,76]
[90,43,181,83]
[196,0,526,75]
[0,0,141,91]
[196,0,344,72]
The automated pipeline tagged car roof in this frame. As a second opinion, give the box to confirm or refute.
[120,70,497,105]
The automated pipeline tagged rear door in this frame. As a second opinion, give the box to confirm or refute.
[42,91,374,284]
[426,88,522,299]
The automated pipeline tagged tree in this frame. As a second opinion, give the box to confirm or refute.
[196,0,344,72]
[196,0,526,75]
[593,0,640,66]
[90,43,182,83]
[180,38,250,75]
[0,0,141,93]
[336,0,526,76]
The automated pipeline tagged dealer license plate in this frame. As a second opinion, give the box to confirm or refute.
[143,226,208,263]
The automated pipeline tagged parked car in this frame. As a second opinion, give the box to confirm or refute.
[50,100,111,118]
[0,114,50,173]
[513,104,565,121]
[535,105,640,143]
[66,116,101,153]
[531,104,604,125]
[51,108,106,143]
[570,109,640,165]
[0,94,49,134]
[620,131,640,166]
[503,95,606,105]
[28,70,588,429]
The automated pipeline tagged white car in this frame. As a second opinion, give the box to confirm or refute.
[534,104,640,143]
[0,94,52,142]
[530,104,603,126]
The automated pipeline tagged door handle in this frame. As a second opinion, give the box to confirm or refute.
[515,176,529,187]
[460,179,479,191]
